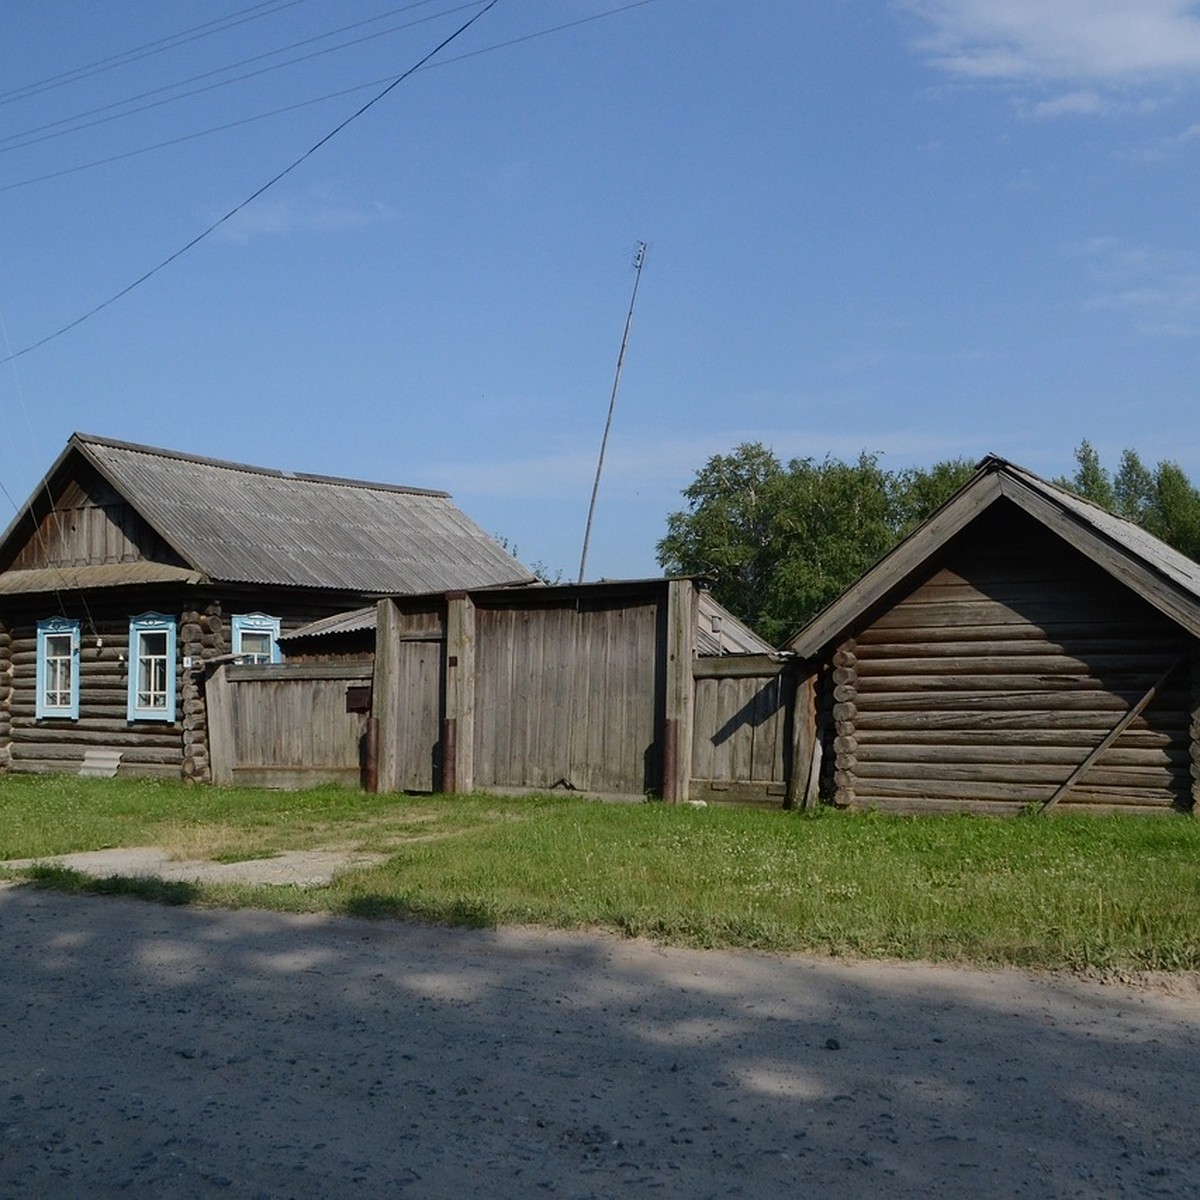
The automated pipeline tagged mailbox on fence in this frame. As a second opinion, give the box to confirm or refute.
[345,685,372,714]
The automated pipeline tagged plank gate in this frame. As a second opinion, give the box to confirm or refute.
[206,662,373,788]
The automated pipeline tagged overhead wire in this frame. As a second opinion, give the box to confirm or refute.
[0,0,503,367]
[0,0,465,152]
[0,0,315,109]
[0,0,661,194]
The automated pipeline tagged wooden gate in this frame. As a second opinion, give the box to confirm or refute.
[206,661,372,787]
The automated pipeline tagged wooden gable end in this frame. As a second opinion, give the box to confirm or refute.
[828,502,1196,815]
[8,465,186,572]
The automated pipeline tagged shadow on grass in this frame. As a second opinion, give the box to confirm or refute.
[22,865,198,907]
[339,892,498,928]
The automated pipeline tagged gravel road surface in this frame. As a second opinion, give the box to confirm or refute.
[2,881,1199,1198]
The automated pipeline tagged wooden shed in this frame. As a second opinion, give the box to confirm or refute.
[786,456,1200,815]
[0,433,534,781]
[210,579,787,802]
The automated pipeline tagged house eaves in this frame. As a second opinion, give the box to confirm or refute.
[786,456,1200,660]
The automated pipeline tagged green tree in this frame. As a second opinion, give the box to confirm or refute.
[657,445,974,643]
[1060,441,1200,561]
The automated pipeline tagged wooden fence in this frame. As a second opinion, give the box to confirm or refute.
[207,585,816,806]
[206,661,372,788]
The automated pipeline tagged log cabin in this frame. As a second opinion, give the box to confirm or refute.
[0,433,534,781]
[786,455,1200,815]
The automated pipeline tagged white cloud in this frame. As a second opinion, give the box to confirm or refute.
[1028,89,1109,117]
[1073,236,1200,334]
[901,1,1200,88]
[213,191,396,244]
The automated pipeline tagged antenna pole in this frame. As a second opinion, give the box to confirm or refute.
[578,241,647,584]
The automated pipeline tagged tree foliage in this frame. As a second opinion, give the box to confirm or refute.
[657,444,975,643]
[660,440,1200,646]
[1058,441,1200,561]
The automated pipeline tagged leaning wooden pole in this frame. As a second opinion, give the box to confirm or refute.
[578,242,647,584]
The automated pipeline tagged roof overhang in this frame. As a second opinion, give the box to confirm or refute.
[0,563,204,594]
[786,459,1200,660]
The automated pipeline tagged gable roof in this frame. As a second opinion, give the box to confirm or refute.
[0,433,536,595]
[786,454,1200,658]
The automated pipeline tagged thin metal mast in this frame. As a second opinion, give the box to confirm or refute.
[578,241,647,584]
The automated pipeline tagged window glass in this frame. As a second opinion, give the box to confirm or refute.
[127,615,176,722]
[36,619,80,719]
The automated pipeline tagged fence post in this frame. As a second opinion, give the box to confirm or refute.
[373,598,400,793]
[443,591,476,795]
[663,579,695,803]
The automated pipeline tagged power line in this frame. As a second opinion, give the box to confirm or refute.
[0,1,464,152]
[0,0,661,193]
[0,0,502,367]
[0,0,314,108]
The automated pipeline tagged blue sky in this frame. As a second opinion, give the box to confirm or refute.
[1,1,1199,581]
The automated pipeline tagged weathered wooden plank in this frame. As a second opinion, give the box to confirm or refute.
[855,776,1180,805]
[664,579,695,802]
[853,708,1186,732]
[855,759,1186,788]
[854,653,1182,677]
[855,672,1170,694]
[851,690,1145,713]
[692,655,784,680]
[1043,657,1187,811]
[855,742,1188,768]
[690,780,786,808]
[856,727,1182,748]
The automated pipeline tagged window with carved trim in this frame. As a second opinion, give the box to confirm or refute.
[232,613,281,664]
[127,614,176,722]
[36,617,80,719]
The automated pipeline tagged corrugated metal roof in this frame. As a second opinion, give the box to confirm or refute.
[0,563,202,594]
[278,606,378,641]
[696,591,774,655]
[63,434,535,593]
[999,459,1200,599]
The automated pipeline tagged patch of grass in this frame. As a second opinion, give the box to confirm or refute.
[23,864,197,906]
[4,776,1200,969]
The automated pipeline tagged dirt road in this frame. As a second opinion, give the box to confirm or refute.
[2,882,1198,1198]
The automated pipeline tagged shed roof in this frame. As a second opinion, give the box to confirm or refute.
[281,579,775,655]
[786,454,1200,658]
[0,434,536,595]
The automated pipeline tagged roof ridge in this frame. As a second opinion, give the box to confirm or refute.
[71,432,450,498]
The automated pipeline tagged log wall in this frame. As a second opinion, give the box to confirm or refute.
[1,589,368,782]
[838,508,1196,814]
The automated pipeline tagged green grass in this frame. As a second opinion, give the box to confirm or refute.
[2,775,1200,970]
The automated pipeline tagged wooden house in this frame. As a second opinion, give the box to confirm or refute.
[208,579,781,800]
[786,456,1200,815]
[0,433,534,781]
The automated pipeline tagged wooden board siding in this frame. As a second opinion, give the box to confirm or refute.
[471,596,665,797]
[839,507,1195,815]
[207,662,373,788]
[690,656,791,806]
[9,472,183,571]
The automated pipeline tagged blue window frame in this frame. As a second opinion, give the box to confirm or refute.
[232,613,282,664]
[127,613,177,722]
[36,618,80,719]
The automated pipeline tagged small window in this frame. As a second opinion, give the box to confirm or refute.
[232,614,281,664]
[127,614,177,722]
[36,618,80,719]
